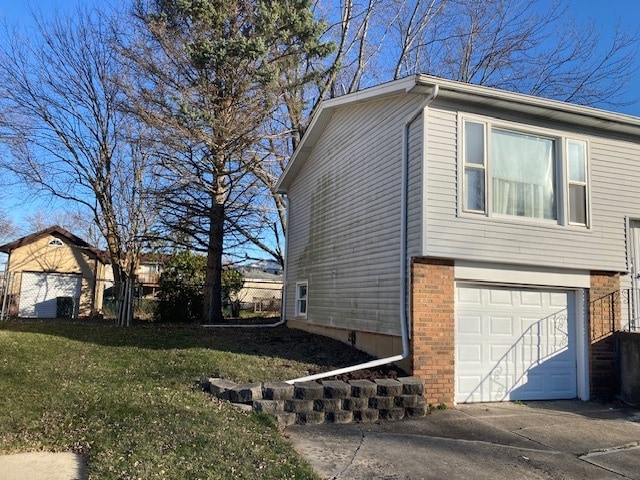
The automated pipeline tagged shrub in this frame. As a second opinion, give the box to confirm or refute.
[156,251,206,322]
[155,252,245,322]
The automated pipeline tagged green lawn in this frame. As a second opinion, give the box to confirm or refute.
[0,322,373,479]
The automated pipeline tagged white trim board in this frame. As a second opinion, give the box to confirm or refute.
[455,261,590,289]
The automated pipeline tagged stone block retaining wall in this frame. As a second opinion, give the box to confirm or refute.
[201,376,428,425]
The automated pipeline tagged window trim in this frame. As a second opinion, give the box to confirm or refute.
[459,115,591,229]
[462,120,487,214]
[565,138,590,226]
[295,281,308,318]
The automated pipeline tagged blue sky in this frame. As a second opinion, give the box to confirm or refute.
[566,0,640,116]
[0,0,639,239]
[1,0,639,113]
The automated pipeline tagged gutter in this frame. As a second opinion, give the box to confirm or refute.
[284,85,440,384]
[202,197,289,330]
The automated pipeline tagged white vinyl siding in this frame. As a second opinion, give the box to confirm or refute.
[423,104,639,272]
[285,95,426,335]
[407,115,424,259]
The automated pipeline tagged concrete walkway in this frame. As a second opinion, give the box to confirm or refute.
[2,400,638,479]
[0,452,86,480]
[285,400,640,479]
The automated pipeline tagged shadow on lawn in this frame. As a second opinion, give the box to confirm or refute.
[0,320,379,374]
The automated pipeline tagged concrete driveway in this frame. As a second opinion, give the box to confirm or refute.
[285,400,640,480]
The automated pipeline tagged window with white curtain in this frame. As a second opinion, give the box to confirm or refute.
[462,118,589,226]
[491,129,556,220]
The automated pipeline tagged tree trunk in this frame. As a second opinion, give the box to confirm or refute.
[202,201,225,324]
[104,227,132,327]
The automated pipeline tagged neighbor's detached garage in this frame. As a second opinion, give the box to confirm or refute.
[0,225,110,319]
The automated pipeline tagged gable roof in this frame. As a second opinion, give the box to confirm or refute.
[0,225,110,264]
[276,74,640,193]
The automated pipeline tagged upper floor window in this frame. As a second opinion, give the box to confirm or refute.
[47,238,64,247]
[462,118,589,226]
[567,139,588,225]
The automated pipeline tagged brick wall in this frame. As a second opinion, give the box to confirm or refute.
[589,271,621,399]
[411,258,455,407]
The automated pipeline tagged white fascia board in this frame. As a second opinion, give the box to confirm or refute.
[415,74,640,136]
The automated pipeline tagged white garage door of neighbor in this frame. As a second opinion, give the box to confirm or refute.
[18,272,82,318]
[456,285,577,403]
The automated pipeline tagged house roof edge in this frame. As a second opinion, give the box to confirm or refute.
[415,74,640,134]
[276,74,640,194]
[0,225,110,264]
[275,76,423,193]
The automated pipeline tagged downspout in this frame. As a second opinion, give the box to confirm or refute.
[201,196,288,329]
[285,84,439,384]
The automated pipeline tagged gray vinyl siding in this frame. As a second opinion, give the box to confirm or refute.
[284,87,640,337]
[285,94,425,336]
[407,115,424,259]
[423,103,640,272]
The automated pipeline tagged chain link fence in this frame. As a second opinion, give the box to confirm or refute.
[0,270,282,322]
[0,271,116,321]
[226,285,282,318]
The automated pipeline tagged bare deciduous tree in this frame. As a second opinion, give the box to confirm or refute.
[0,213,16,244]
[0,6,158,325]
[319,0,639,107]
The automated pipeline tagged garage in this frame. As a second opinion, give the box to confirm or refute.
[456,284,578,403]
[18,272,81,318]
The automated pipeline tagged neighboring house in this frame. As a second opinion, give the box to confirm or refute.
[243,260,283,276]
[135,254,170,298]
[236,267,283,314]
[0,226,110,319]
[276,75,640,406]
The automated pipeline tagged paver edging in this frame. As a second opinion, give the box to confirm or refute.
[202,376,427,425]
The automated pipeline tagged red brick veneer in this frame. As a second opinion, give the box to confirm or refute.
[411,258,455,407]
[588,271,621,399]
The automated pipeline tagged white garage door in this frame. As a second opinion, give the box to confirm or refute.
[18,272,82,318]
[456,284,576,403]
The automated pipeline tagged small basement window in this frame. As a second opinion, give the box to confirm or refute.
[295,282,308,317]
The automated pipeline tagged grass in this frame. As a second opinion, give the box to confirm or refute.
[0,321,375,479]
